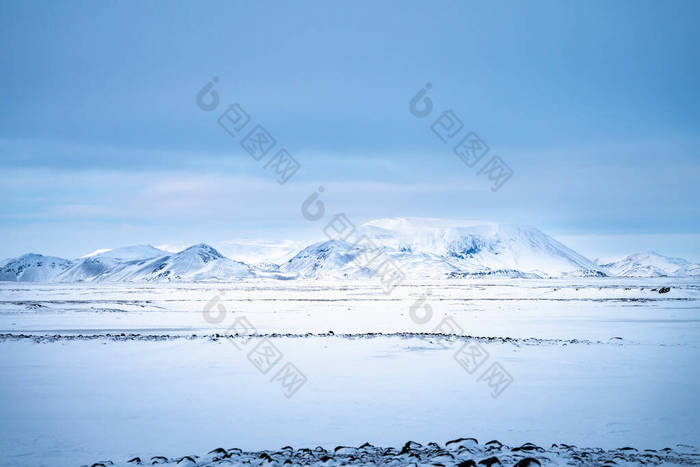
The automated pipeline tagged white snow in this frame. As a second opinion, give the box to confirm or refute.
[90,245,168,261]
[214,238,305,265]
[0,278,698,466]
[82,248,113,258]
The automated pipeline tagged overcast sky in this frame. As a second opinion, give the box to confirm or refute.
[1,0,699,261]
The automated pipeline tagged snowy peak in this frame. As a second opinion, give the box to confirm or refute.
[0,243,252,282]
[90,245,167,261]
[361,218,500,256]
[600,251,700,277]
[173,243,224,263]
[360,218,602,278]
[281,240,376,279]
[144,243,250,282]
[0,253,73,282]
[61,245,172,281]
[281,218,605,279]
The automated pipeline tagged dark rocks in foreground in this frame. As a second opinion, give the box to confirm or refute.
[84,439,699,466]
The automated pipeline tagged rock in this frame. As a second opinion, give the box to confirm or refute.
[478,456,501,466]
[175,457,196,465]
[207,448,228,457]
[513,458,541,466]
[512,443,545,453]
[400,441,424,454]
[89,438,700,466]
[447,437,479,450]
[658,287,671,294]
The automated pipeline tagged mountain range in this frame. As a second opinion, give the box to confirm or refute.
[1,218,698,282]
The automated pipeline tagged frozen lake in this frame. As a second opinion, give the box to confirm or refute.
[1,278,699,466]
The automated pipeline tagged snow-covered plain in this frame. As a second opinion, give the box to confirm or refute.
[1,278,699,466]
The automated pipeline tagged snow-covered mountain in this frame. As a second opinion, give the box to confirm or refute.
[141,244,252,281]
[82,245,167,261]
[0,254,73,282]
[281,240,378,279]
[58,245,169,282]
[282,218,605,279]
[0,244,252,282]
[599,251,700,277]
[2,218,698,281]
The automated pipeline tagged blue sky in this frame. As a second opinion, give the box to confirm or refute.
[1,0,699,261]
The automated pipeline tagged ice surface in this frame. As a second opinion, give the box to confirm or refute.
[0,278,699,466]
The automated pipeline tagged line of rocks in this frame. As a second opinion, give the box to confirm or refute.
[85,438,699,466]
[0,332,615,346]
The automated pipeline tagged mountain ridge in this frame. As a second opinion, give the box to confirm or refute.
[599,251,700,278]
[2,218,699,281]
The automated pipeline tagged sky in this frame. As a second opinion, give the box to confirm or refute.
[1,0,699,262]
